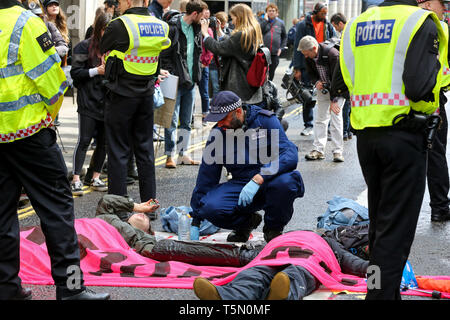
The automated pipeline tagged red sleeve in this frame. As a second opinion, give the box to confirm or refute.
[200,28,215,66]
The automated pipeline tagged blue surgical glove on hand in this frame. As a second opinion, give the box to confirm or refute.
[238,180,261,207]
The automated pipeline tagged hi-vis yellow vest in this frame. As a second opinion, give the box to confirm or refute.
[0,6,67,143]
[106,14,171,76]
[340,6,446,130]
[440,21,450,87]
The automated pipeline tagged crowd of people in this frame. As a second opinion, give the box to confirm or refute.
[0,0,449,301]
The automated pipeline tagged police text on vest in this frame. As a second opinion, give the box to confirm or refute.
[355,20,395,47]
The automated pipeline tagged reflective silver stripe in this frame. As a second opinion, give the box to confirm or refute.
[8,10,33,65]
[0,65,24,79]
[25,53,60,80]
[121,15,139,57]
[391,9,429,92]
[342,17,357,86]
[0,93,42,112]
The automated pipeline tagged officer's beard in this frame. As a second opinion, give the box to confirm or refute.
[229,112,244,130]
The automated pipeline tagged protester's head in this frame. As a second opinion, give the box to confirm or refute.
[292,18,299,26]
[88,12,112,66]
[203,8,210,19]
[118,0,149,15]
[185,0,208,24]
[299,35,319,59]
[417,0,447,20]
[265,3,278,20]
[215,11,228,29]
[128,213,154,235]
[257,10,264,19]
[312,2,328,22]
[330,12,347,32]
[157,0,174,9]
[205,91,245,129]
[43,0,69,43]
[179,0,188,12]
[229,3,263,54]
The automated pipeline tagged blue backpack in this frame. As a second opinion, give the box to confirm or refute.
[317,196,370,231]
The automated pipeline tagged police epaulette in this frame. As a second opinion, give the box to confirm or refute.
[258,109,275,117]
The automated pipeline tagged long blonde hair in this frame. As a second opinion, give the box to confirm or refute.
[229,4,263,54]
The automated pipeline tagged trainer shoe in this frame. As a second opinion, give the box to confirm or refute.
[91,178,108,192]
[333,153,345,162]
[431,209,450,222]
[305,150,325,160]
[300,127,313,136]
[193,277,221,300]
[71,181,84,196]
[266,272,290,300]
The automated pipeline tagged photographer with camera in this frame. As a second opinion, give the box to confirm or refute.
[299,36,345,163]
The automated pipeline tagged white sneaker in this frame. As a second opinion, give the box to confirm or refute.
[91,178,108,192]
[333,153,345,162]
[305,150,325,160]
[71,181,84,196]
[301,127,313,136]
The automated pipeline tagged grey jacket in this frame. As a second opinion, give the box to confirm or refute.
[45,21,69,58]
[95,194,156,254]
[260,18,287,56]
[204,32,263,104]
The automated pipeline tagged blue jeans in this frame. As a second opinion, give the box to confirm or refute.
[164,85,196,157]
[209,67,220,99]
[199,67,210,115]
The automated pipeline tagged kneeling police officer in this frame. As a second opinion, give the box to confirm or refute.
[190,91,305,243]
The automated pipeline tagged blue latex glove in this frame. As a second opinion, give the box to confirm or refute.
[238,180,261,207]
[190,225,200,240]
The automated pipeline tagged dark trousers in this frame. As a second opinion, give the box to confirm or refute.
[269,55,280,81]
[0,128,85,299]
[196,171,304,231]
[73,114,106,175]
[356,127,427,300]
[342,99,351,135]
[427,105,449,215]
[104,92,156,202]
[217,265,318,300]
[300,68,314,128]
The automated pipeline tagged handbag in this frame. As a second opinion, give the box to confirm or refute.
[153,84,165,109]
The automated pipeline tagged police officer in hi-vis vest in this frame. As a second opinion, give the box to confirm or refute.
[100,0,170,205]
[0,0,109,300]
[332,0,446,299]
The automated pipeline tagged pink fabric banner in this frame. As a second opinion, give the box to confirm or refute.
[19,218,450,299]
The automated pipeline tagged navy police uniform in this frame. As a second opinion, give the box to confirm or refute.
[190,105,304,233]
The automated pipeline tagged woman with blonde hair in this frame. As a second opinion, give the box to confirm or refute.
[201,3,264,104]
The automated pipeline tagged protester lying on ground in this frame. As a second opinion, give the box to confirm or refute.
[193,230,369,300]
[95,194,262,266]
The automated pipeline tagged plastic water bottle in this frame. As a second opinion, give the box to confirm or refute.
[177,209,191,241]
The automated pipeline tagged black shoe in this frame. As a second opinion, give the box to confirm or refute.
[227,213,262,242]
[11,288,32,300]
[126,176,135,185]
[128,169,139,180]
[263,226,283,243]
[431,210,450,222]
[60,288,110,300]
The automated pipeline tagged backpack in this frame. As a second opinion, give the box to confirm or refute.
[323,224,370,260]
[317,196,369,231]
[321,37,341,59]
[246,46,271,88]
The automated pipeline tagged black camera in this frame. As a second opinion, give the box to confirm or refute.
[209,17,217,30]
[281,69,316,109]
[321,83,330,94]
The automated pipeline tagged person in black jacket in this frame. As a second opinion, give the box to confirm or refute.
[292,2,336,136]
[259,3,287,81]
[193,230,369,300]
[70,12,110,196]
[159,0,208,169]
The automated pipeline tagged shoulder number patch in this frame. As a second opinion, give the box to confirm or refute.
[36,32,54,53]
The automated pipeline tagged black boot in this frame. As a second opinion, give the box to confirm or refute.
[431,209,450,222]
[11,287,32,300]
[263,225,283,243]
[227,213,262,242]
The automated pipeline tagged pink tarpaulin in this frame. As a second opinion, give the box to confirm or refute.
[19,218,450,298]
